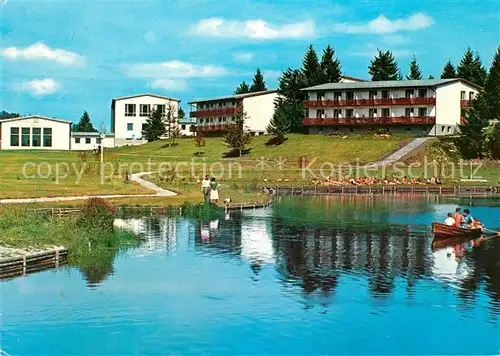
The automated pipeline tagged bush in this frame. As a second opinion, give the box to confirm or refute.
[77,198,116,232]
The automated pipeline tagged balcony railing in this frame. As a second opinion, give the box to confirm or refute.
[304,97,436,108]
[303,116,436,126]
[190,107,241,118]
[460,100,473,108]
[194,124,232,133]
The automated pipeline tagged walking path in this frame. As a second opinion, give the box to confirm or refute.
[0,172,177,205]
[372,137,432,167]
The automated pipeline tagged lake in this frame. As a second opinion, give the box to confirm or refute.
[2,195,500,355]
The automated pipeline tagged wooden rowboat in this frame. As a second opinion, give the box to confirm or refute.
[431,222,482,238]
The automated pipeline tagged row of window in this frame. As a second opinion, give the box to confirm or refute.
[461,91,476,100]
[197,101,237,110]
[198,117,236,124]
[315,107,428,118]
[126,123,190,131]
[317,126,433,134]
[125,104,168,117]
[314,89,430,101]
[10,127,52,147]
[74,137,101,144]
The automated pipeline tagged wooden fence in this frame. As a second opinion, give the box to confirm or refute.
[0,248,68,280]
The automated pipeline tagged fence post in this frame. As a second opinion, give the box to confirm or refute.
[55,249,60,267]
[22,255,27,276]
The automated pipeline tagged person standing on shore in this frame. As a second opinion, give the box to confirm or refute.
[201,175,210,203]
[209,177,220,205]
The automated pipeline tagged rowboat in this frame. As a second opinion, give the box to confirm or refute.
[431,222,482,238]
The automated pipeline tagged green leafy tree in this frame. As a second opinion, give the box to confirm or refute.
[194,133,206,155]
[406,55,423,80]
[302,45,323,86]
[234,81,250,94]
[441,60,457,78]
[224,111,252,156]
[142,109,166,142]
[266,103,291,144]
[73,111,97,132]
[457,48,487,86]
[164,103,180,146]
[457,94,490,158]
[249,68,267,92]
[487,122,500,159]
[368,50,400,81]
[320,45,342,83]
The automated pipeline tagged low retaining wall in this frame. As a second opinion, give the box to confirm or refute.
[0,248,68,280]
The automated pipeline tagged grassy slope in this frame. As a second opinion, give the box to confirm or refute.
[0,134,406,200]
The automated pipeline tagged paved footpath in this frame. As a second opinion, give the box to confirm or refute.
[371,137,433,167]
[0,172,177,205]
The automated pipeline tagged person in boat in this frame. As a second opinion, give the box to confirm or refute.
[462,209,483,229]
[444,213,456,226]
[453,208,464,227]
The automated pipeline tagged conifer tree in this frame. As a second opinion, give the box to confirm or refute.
[73,111,97,132]
[457,48,487,86]
[234,81,250,94]
[249,69,267,92]
[368,50,399,81]
[224,111,252,156]
[320,45,342,83]
[484,47,500,120]
[428,74,435,79]
[441,60,457,78]
[302,45,322,86]
[266,103,291,145]
[406,55,423,80]
[457,94,490,158]
[142,109,166,142]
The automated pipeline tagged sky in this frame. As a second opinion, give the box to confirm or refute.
[1,0,499,130]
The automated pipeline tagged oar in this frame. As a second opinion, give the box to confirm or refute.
[482,227,500,235]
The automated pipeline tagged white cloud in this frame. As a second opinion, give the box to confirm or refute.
[191,18,316,39]
[353,45,412,58]
[233,52,254,62]
[124,60,227,78]
[2,42,83,65]
[333,13,433,34]
[263,70,282,81]
[150,79,188,92]
[13,78,60,96]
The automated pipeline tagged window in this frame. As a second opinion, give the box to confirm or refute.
[381,90,390,99]
[218,102,223,107]
[318,127,324,134]
[346,91,354,100]
[317,92,325,101]
[32,128,41,147]
[333,109,341,118]
[369,108,377,118]
[418,108,427,117]
[469,92,475,100]
[405,108,414,116]
[156,104,166,115]
[97,137,101,144]
[441,126,445,133]
[334,127,340,132]
[316,109,325,118]
[461,91,466,100]
[447,126,452,133]
[369,90,377,99]
[418,89,427,98]
[43,128,52,147]
[85,138,91,144]
[346,109,354,118]
[209,118,214,123]
[334,91,342,100]
[140,104,151,117]
[381,108,390,117]
[181,124,186,130]
[218,117,222,122]
[231,116,235,122]
[142,123,147,131]
[10,127,19,146]
[125,104,136,117]
[75,137,81,144]
[22,128,30,147]
[405,89,414,98]
[127,123,133,131]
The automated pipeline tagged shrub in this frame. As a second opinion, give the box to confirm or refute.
[77,198,116,232]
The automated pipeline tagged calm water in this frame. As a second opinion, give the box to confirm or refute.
[2,195,500,355]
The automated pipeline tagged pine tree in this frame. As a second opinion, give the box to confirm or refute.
[488,123,500,159]
[275,68,307,133]
[428,74,435,79]
[142,109,166,142]
[457,94,490,158]
[224,111,252,156]
[234,81,250,94]
[249,69,267,92]
[471,53,488,87]
[441,60,457,79]
[266,102,291,145]
[178,107,186,122]
[320,45,342,83]
[406,55,423,80]
[73,111,97,132]
[302,45,322,86]
[368,50,399,81]
[484,47,500,121]
[457,48,475,81]
[0,111,20,120]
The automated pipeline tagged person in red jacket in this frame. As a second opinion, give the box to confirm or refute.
[453,208,464,227]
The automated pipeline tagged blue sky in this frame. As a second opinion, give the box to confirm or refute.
[1,0,499,130]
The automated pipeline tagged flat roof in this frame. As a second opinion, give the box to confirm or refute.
[0,115,72,124]
[301,78,482,91]
[188,90,277,104]
[72,132,114,137]
[112,93,181,102]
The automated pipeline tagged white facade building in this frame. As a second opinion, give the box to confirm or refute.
[0,115,71,150]
[71,132,115,150]
[111,93,180,146]
[188,90,278,136]
[302,78,480,135]
[178,118,196,137]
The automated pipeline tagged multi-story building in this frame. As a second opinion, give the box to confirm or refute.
[188,90,278,136]
[111,93,180,146]
[302,78,480,135]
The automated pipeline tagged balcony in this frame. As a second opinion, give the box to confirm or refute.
[303,116,436,126]
[190,107,241,118]
[304,97,436,108]
[194,124,231,133]
[460,100,473,108]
